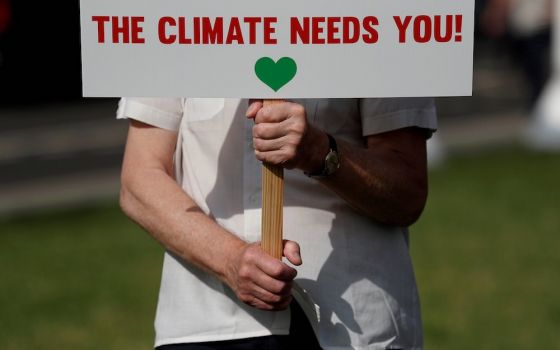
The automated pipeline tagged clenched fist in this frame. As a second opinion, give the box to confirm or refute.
[246,100,329,174]
[224,240,302,311]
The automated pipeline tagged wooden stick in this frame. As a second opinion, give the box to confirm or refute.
[261,99,284,260]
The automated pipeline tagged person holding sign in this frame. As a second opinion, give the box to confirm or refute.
[117,97,436,349]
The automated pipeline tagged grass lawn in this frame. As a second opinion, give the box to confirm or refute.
[411,147,560,349]
[0,147,559,349]
[0,204,163,350]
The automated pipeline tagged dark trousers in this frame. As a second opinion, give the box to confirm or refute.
[156,301,322,350]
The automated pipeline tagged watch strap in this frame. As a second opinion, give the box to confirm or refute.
[305,133,339,178]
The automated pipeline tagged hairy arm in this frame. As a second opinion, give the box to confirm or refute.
[318,128,428,226]
[120,120,301,310]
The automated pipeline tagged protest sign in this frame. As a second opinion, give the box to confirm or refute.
[80,0,475,98]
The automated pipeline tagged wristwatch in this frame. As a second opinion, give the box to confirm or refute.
[305,133,341,178]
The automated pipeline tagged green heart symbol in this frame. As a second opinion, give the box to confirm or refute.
[254,57,297,92]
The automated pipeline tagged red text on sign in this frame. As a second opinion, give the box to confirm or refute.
[158,17,277,45]
[393,14,463,43]
[91,16,145,44]
[290,16,379,44]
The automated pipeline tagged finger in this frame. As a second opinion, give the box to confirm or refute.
[254,273,294,296]
[246,99,263,118]
[238,250,292,294]
[247,265,292,295]
[255,256,298,282]
[253,136,290,153]
[254,150,282,165]
[246,245,286,279]
[249,294,292,311]
[252,121,291,140]
[255,102,303,124]
[283,240,302,266]
[254,150,296,168]
[244,295,274,311]
[250,282,293,305]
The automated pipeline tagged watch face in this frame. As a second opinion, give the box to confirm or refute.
[325,151,340,175]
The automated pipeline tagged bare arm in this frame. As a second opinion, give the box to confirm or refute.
[319,128,428,226]
[247,101,428,227]
[120,120,302,310]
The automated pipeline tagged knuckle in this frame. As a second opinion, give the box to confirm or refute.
[268,281,283,294]
[270,264,284,277]
[245,246,259,262]
[257,125,272,139]
[292,104,306,117]
[256,109,269,123]
[254,151,265,161]
[238,266,250,279]
[252,125,262,138]
[290,120,306,135]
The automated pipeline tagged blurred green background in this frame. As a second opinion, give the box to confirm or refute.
[414,148,560,349]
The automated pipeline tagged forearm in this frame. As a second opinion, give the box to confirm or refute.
[120,167,246,282]
[120,118,300,311]
[300,124,427,226]
[317,136,428,226]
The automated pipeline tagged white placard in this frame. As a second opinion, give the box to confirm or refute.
[80,0,475,98]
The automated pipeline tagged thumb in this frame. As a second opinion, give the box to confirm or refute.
[246,99,263,118]
[283,240,302,266]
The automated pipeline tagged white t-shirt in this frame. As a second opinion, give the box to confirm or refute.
[117,98,437,350]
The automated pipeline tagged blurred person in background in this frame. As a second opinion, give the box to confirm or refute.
[0,0,11,66]
[480,0,553,107]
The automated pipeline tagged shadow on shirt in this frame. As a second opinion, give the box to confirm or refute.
[192,100,409,349]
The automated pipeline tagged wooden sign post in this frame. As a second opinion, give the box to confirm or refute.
[261,100,284,260]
